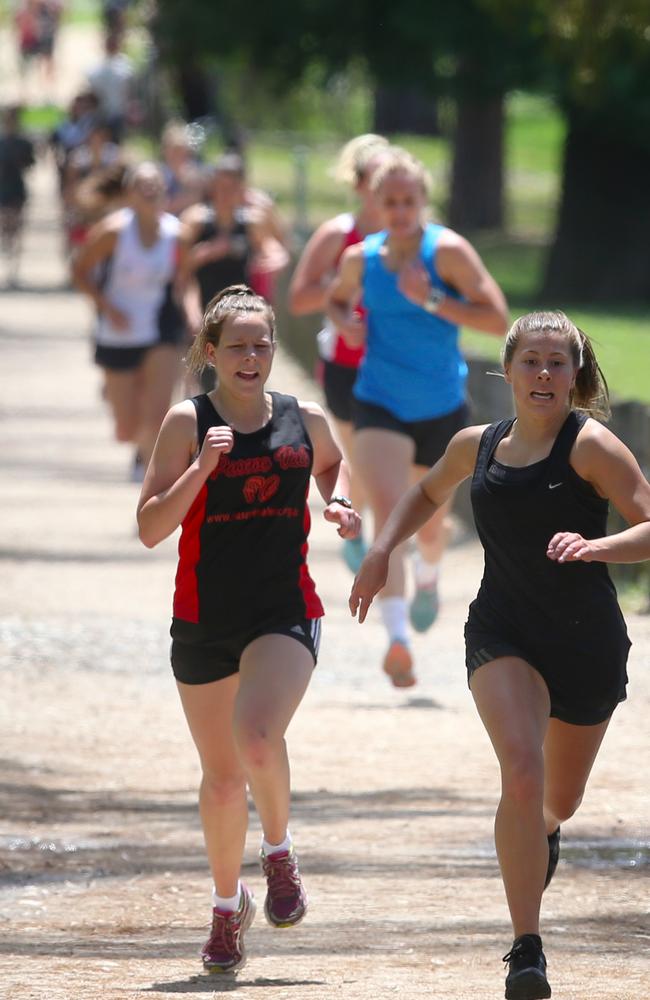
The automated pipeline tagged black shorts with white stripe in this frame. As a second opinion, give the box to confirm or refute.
[171,617,322,685]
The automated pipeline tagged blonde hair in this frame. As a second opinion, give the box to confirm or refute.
[161,120,192,149]
[126,160,164,190]
[185,284,275,374]
[503,311,610,420]
[331,133,390,186]
[369,146,433,197]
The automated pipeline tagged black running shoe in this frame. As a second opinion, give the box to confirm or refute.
[544,827,561,890]
[503,933,551,999]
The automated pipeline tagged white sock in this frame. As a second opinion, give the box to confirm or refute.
[262,830,292,856]
[212,881,241,912]
[378,596,409,644]
[413,554,439,588]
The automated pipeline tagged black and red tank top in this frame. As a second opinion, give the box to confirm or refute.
[172,392,324,639]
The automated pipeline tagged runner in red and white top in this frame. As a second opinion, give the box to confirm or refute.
[288,133,390,574]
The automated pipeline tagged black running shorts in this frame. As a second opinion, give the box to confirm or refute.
[352,399,469,468]
[170,617,322,685]
[321,360,358,423]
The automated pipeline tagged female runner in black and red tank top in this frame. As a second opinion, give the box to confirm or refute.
[350,311,650,1000]
[137,285,360,975]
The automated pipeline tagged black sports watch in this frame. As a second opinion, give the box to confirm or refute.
[423,286,445,314]
[328,495,353,508]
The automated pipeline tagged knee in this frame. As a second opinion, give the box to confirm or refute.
[200,770,246,808]
[501,749,544,808]
[235,725,281,772]
[545,786,583,824]
[114,421,137,443]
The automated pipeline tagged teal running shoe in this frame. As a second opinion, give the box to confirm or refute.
[342,535,367,575]
[409,582,440,632]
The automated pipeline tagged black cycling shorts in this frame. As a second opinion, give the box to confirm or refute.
[464,603,629,726]
[321,360,358,423]
[352,399,469,468]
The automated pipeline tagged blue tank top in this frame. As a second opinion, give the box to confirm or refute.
[354,224,467,421]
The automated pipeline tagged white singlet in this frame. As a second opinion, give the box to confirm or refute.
[95,208,181,348]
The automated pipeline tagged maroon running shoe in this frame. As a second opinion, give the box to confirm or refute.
[261,846,308,928]
[201,882,256,973]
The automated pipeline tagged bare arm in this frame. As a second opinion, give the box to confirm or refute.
[324,244,366,347]
[137,402,234,548]
[300,401,361,539]
[547,420,650,564]
[399,230,509,335]
[288,220,346,315]
[349,426,483,621]
[72,215,128,329]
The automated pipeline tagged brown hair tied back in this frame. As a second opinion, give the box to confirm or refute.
[502,310,610,421]
[185,284,276,375]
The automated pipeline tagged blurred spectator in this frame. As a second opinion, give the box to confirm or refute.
[160,120,204,217]
[86,32,135,143]
[101,0,131,35]
[0,105,35,287]
[14,0,64,99]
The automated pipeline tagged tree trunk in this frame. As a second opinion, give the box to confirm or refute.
[373,84,439,136]
[448,95,504,232]
[542,111,650,302]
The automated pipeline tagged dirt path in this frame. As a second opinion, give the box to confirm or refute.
[1,42,650,1000]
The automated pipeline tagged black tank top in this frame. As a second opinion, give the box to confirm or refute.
[195,207,252,309]
[470,410,621,631]
[172,392,324,638]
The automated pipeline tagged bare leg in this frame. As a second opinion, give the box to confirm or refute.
[470,657,551,937]
[137,345,182,467]
[353,428,414,597]
[176,674,248,897]
[543,716,610,832]
[102,368,141,445]
[234,634,313,845]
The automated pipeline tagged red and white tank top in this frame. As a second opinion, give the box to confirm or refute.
[317,212,366,368]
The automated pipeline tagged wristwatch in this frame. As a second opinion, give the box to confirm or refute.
[328,495,353,508]
[423,287,445,314]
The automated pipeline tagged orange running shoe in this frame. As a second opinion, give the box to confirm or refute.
[382,639,416,687]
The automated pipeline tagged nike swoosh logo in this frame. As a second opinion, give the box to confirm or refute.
[548,482,563,489]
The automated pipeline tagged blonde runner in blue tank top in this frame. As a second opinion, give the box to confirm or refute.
[355,223,466,421]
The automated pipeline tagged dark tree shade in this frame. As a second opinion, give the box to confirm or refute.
[448,96,504,232]
[542,111,650,302]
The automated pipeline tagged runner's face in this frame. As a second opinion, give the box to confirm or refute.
[130,171,165,214]
[377,172,426,238]
[505,330,578,414]
[211,172,244,212]
[209,314,275,393]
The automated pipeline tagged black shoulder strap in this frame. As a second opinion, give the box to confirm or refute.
[548,410,588,470]
[191,394,221,448]
[473,419,513,479]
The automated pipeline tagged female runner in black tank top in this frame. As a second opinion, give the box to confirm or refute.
[137,285,360,975]
[349,311,650,1000]
[180,154,267,392]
